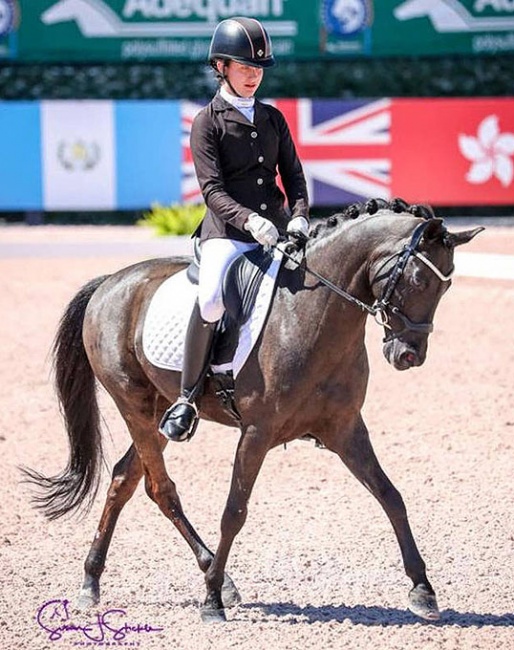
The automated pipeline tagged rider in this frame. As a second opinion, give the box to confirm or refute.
[159,16,310,442]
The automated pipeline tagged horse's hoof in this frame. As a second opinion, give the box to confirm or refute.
[221,573,241,609]
[408,584,440,621]
[200,607,227,623]
[77,588,99,611]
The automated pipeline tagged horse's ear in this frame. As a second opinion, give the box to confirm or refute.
[421,218,445,242]
[444,226,485,248]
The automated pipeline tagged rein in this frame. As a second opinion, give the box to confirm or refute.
[278,220,454,339]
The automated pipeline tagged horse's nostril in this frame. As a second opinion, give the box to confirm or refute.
[403,351,417,366]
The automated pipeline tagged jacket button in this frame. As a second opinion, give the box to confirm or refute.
[251,131,258,138]
[258,155,264,163]
[257,178,263,185]
[260,203,267,210]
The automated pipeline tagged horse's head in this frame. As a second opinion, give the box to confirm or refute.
[370,213,483,371]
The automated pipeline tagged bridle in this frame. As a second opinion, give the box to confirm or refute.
[279,220,454,341]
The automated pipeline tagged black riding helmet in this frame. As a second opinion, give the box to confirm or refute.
[208,17,275,69]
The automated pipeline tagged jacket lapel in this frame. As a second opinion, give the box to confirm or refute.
[253,100,270,127]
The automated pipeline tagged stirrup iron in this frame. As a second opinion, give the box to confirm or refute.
[159,398,199,442]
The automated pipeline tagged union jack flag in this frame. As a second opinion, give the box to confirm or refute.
[181,98,391,206]
[181,100,207,204]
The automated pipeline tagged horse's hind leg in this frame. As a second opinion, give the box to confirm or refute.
[78,444,143,609]
[322,416,440,621]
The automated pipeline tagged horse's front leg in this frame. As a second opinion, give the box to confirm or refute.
[321,415,440,621]
[202,425,269,623]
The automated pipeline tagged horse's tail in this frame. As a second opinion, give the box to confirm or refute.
[21,275,110,520]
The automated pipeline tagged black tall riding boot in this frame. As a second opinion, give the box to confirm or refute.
[159,301,216,442]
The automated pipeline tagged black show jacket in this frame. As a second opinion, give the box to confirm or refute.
[191,92,309,243]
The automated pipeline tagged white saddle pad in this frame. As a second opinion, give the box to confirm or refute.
[142,248,283,379]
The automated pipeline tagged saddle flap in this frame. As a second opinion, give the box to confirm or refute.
[186,237,201,285]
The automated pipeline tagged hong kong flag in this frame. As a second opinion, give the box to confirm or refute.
[391,98,514,206]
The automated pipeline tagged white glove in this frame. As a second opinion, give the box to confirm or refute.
[244,213,279,247]
[287,216,309,238]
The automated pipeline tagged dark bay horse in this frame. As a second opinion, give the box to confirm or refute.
[24,200,482,623]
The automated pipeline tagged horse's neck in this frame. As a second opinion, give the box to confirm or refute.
[308,218,379,301]
[291,222,374,346]
[304,213,414,323]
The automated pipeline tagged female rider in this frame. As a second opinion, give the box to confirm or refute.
[159,16,310,442]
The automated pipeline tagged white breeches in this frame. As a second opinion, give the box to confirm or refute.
[198,238,259,323]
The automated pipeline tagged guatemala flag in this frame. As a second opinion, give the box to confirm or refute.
[0,100,182,211]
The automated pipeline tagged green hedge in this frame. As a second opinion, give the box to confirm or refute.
[1,55,513,100]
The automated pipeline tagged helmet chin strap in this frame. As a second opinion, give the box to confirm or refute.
[221,61,242,98]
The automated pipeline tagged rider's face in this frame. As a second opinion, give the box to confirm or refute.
[219,60,264,98]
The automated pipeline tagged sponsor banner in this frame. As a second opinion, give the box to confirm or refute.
[182,97,514,207]
[0,101,42,209]
[320,0,374,56]
[41,100,116,209]
[18,0,317,62]
[10,1,514,62]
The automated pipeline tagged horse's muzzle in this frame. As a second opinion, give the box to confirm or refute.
[383,341,424,371]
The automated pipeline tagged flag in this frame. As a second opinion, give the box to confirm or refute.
[391,98,514,205]
[276,98,392,205]
[115,100,181,209]
[181,100,206,204]
[40,100,182,211]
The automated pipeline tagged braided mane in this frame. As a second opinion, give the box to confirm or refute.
[309,197,436,241]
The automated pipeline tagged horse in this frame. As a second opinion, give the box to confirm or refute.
[23,199,482,623]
